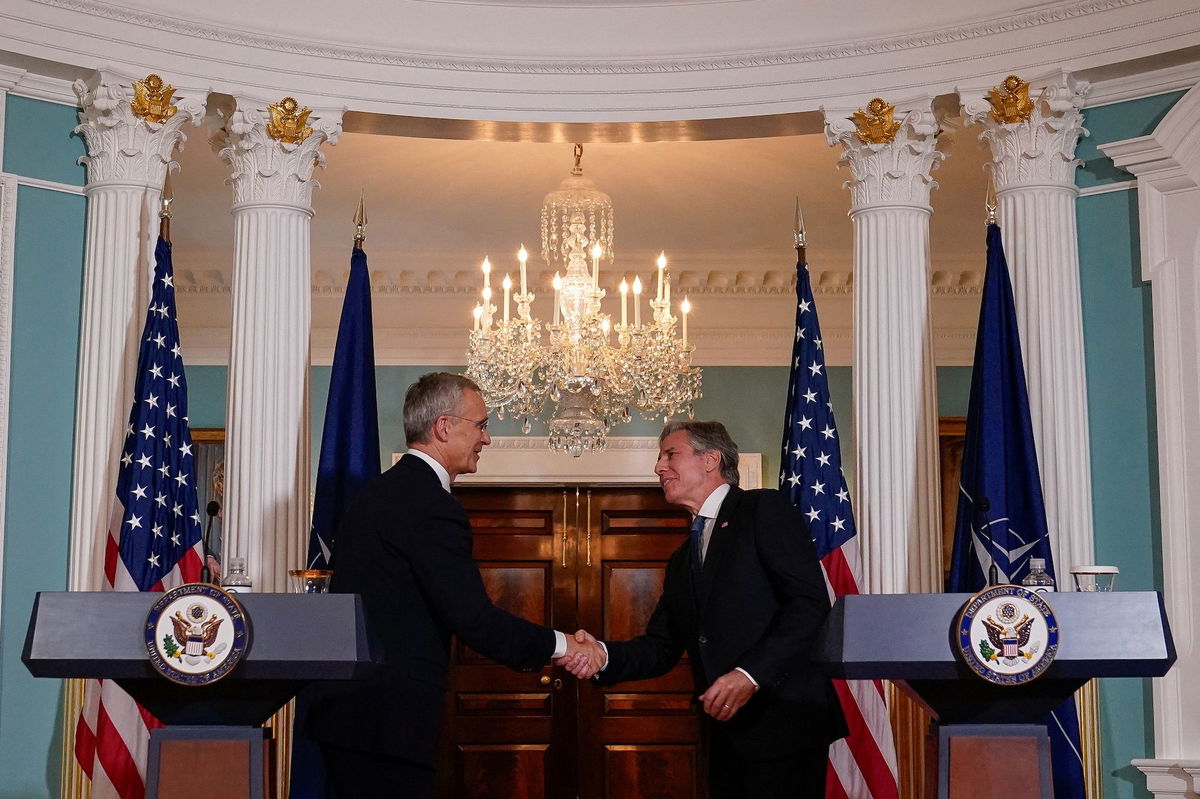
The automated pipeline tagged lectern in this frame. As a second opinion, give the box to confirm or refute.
[814,591,1175,799]
[23,591,376,799]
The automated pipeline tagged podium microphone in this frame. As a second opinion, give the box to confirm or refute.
[199,500,220,584]
[977,496,1000,587]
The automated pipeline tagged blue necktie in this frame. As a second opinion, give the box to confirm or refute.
[690,515,707,568]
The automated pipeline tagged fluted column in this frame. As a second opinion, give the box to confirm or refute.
[68,70,206,591]
[214,97,341,592]
[960,73,1095,579]
[824,97,944,594]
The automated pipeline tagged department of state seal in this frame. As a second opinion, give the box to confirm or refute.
[144,583,250,685]
[955,584,1058,686]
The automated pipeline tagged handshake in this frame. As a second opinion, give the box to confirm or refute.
[554,629,607,679]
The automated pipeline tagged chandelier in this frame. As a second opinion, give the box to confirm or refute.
[465,144,702,457]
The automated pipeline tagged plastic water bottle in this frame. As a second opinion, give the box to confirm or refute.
[1021,558,1055,593]
[223,557,254,593]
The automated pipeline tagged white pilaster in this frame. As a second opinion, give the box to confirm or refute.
[960,72,1096,583]
[68,70,207,591]
[824,98,944,594]
[1101,81,1200,788]
[214,98,341,592]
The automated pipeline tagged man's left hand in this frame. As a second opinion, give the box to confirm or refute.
[699,669,757,722]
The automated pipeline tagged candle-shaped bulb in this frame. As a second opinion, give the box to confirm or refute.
[482,286,492,302]
[592,243,603,260]
[518,245,528,264]
[502,274,512,291]
[482,257,491,289]
[619,278,629,328]
[632,276,642,295]
[472,304,483,330]
[632,276,643,327]
[656,252,666,299]
[502,274,511,322]
[657,252,667,270]
[552,272,563,291]
[681,296,691,344]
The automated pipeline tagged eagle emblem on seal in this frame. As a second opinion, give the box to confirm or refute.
[167,602,224,659]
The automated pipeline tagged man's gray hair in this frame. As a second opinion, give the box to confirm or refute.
[404,372,481,446]
[660,420,740,486]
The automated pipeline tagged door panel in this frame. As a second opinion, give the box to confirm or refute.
[446,486,699,799]
[441,489,577,799]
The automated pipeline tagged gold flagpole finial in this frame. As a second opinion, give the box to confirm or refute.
[985,172,998,226]
[159,172,173,242]
[793,197,806,254]
[353,190,367,246]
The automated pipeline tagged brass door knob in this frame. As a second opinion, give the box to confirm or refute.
[540,675,551,685]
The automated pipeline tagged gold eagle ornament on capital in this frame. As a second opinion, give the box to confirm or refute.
[851,98,902,144]
[130,74,178,124]
[986,75,1036,124]
[267,96,314,144]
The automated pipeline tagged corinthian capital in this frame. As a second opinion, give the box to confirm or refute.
[959,72,1090,189]
[214,97,344,210]
[72,69,209,187]
[823,97,944,209]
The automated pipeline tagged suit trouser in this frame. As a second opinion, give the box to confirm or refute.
[707,726,829,799]
[320,743,436,799]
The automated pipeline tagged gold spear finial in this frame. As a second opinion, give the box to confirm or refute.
[794,197,806,254]
[353,190,367,246]
[985,172,998,226]
[159,172,173,242]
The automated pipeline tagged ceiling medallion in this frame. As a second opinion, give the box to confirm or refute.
[465,145,702,458]
[986,75,1036,124]
[851,98,901,144]
[266,97,314,144]
[130,74,178,124]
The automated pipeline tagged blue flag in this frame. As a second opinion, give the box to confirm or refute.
[307,245,381,569]
[948,222,1086,799]
[290,245,381,799]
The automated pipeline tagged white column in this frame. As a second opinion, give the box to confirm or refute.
[824,98,944,594]
[68,70,206,591]
[960,72,1095,580]
[214,97,341,592]
[1102,81,1200,794]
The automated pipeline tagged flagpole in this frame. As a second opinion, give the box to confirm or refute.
[353,190,367,247]
[794,196,806,261]
[159,172,172,243]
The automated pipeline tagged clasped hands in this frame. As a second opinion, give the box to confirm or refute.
[553,630,757,721]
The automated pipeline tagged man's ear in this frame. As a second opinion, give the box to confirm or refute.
[703,450,720,473]
[432,417,450,443]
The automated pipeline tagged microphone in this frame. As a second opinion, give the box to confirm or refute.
[977,496,1000,587]
[200,500,221,584]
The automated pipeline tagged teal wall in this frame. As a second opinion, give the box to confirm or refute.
[1074,91,1178,799]
[0,94,88,798]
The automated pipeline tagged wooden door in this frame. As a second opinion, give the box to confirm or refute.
[439,488,579,799]
[446,486,698,799]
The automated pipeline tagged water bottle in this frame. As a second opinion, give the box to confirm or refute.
[1021,557,1055,593]
[223,557,254,593]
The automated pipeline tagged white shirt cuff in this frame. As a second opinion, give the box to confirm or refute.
[552,630,567,659]
[735,667,759,688]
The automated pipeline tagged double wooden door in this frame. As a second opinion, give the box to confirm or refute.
[437,486,702,799]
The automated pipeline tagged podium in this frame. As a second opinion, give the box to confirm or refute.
[814,591,1176,799]
[23,591,377,799]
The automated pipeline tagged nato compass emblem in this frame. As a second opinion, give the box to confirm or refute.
[955,585,1059,686]
[145,583,250,685]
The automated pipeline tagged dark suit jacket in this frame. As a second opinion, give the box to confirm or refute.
[600,486,848,761]
[310,454,557,767]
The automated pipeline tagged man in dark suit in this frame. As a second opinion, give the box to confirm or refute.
[311,372,602,798]
[567,420,847,799]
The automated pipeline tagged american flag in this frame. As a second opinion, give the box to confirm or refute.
[75,235,205,799]
[779,257,899,799]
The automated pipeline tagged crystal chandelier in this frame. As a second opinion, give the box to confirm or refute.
[466,144,702,457]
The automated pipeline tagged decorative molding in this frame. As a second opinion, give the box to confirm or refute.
[1100,82,1200,762]
[175,266,983,296]
[0,64,78,105]
[8,175,85,195]
[25,0,1155,76]
[1131,759,1200,799]
[0,176,17,620]
[961,72,1090,189]
[213,97,343,209]
[1084,60,1200,108]
[1077,179,1137,195]
[823,97,944,209]
[73,69,207,187]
